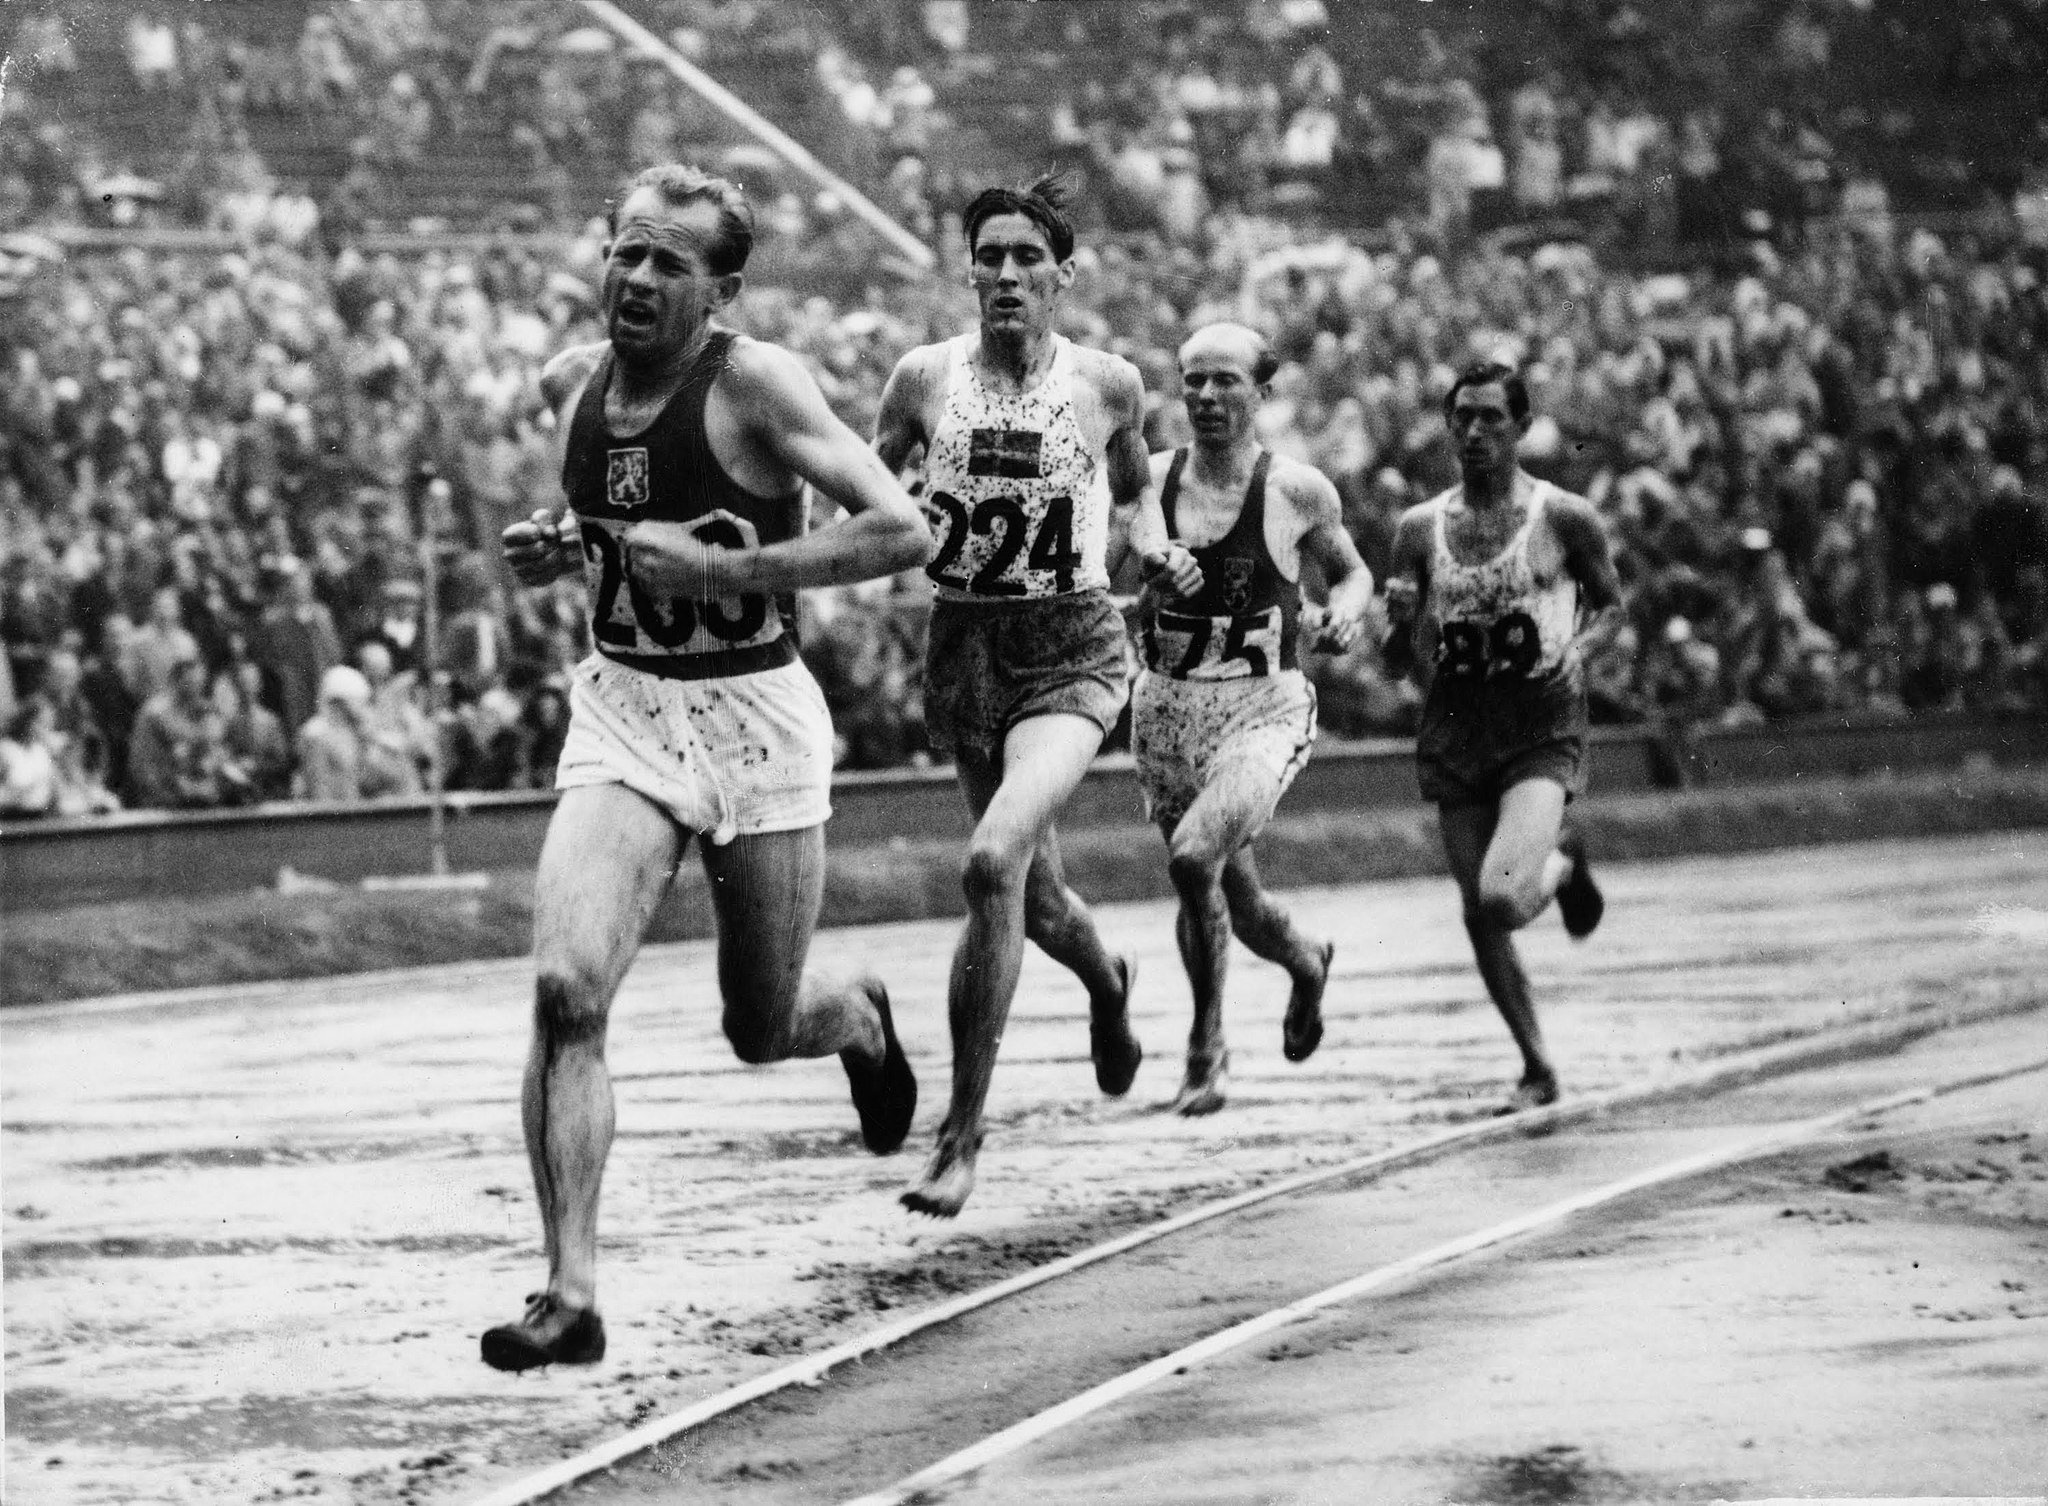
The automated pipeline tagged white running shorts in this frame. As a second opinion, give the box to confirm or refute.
[1131,667,1317,832]
[554,653,834,844]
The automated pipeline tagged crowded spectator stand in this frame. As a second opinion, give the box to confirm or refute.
[4,0,2047,816]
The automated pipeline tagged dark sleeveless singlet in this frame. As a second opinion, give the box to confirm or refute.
[561,332,801,681]
[1142,448,1301,680]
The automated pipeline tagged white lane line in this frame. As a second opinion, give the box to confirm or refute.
[839,1054,2048,1506]
[461,996,2039,1506]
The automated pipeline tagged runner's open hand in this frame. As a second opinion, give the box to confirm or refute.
[1138,543,1203,601]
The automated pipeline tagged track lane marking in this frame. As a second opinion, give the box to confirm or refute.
[840,1054,2048,1506]
[462,996,2039,1506]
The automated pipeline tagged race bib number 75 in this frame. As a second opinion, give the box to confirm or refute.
[1148,607,1282,680]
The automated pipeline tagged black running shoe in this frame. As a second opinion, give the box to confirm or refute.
[481,1292,606,1372]
[1556,830,1604,940]
[843,982,917,1155]
[1090,953,1143,1097]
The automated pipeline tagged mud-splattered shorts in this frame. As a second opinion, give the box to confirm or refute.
[555,653,834,843]
[1415,664,1588,808]
[922,590,1131,760]
[1131,667,1318,832]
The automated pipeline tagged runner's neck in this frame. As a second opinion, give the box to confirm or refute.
[1187,436,1260,493]
[1458,464,1526,515]
[975,327,1057,393]
[611,326,716,405]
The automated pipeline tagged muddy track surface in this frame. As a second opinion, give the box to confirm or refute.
[3,832,2044,1505]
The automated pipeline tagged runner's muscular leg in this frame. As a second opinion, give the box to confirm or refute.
[1221,847,1331,1063]
[1440,797,1557,1106]
[1020,824,1123,1011]
[1022,822,1142,1096]
[1162,758,1283,1113]
[528,783,682,1311]
[699,825,877,1064]
[702,826,917,1156]
[903,712,1104,1218]
[1474,776,1572,932]
[946,750,1121,1006]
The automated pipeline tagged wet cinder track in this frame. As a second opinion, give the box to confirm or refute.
[4,832,2044,1505]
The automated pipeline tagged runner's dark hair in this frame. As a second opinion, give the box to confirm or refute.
[1442,360,1530,423]
[962,172,1076,263]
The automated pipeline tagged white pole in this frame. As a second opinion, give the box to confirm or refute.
[577,0,937,272]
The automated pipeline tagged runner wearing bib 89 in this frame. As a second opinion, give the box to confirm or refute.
[1381,360,1622,1115]
[1124,323,1375,1117]
[485,165,929,1370]
[875,174,1202,1218]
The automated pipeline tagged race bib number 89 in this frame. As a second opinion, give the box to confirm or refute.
[1436,610,1542,679]
[1148,607,1282,681]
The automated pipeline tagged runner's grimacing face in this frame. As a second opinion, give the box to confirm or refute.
[970,212,1071,335]
[1449,382,1525,475]
[1179,344,1261,447]
[602,191,732,360]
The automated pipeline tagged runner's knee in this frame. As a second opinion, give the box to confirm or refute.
[961,838,1029,910]
[721,1006,791,1065]
[534,971,607,1049]
[1167,847,1223,899]
[1476,871,1541,931]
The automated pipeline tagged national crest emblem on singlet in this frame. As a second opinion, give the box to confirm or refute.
[606,448,650,509]
[1221,556,1255,612]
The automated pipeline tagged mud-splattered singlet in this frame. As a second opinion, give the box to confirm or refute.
[561,334,803,680]
[921,333,1110,601]
[1425,480,1580,682]
[1142,448,1301,680]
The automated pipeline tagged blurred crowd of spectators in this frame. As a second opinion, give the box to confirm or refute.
[7,204,2046,818]
[4,1,2047,819]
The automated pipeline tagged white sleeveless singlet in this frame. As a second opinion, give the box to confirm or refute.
[1426,480,1581,681]
[921,334,1110,601]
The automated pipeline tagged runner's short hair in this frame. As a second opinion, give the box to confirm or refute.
[608,164,754,276]
[1442,360,1531,424]
[963,173,1076,263]
[1182,322,1280,385]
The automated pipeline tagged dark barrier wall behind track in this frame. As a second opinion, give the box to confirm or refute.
[3,716,2043,912]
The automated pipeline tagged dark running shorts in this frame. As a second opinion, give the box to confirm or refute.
[1415,663,1589,808]
[923,590,1131,760]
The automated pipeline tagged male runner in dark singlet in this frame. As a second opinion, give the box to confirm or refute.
[1123,323,1375,1115]
[1382,361,1621,1112]
[874,176,1202,1216]
[485,164,929,1369]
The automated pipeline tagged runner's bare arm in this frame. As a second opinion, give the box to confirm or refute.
[1381,505,1435,686]
[625,342,930,598]
[1108,448,1179,582]
[1104,361,1201,598]
[1291,467,1374,652]
[872,347,937,475]
[1549,492,1624,653]
[502,343,604,587]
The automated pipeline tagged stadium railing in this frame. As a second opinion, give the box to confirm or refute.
[4,714,2043,912]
